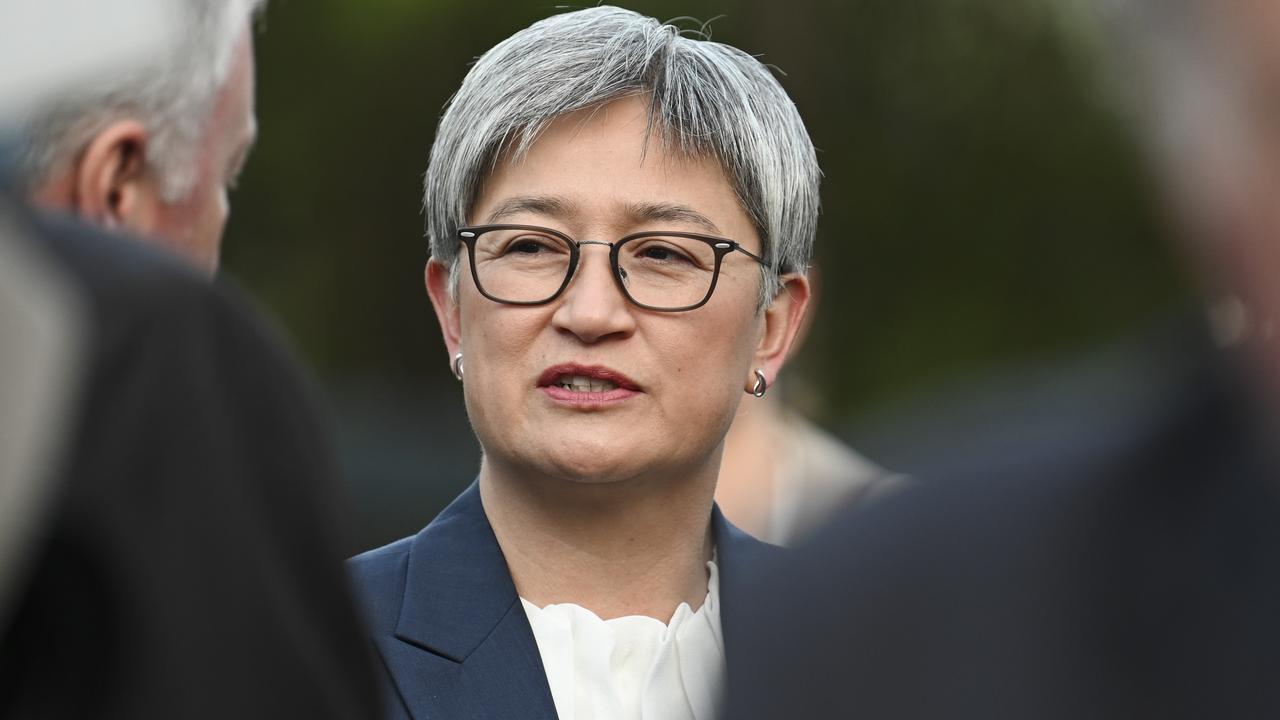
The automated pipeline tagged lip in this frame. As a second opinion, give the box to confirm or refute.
[537,363,643,407]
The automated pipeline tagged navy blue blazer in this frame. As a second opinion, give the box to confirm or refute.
[349,481,782,719]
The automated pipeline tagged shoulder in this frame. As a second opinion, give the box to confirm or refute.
[33,207,333,445]
[347,536,414,632]
[793,323,1231,587]
[724,328,1264,718]
[348,481,488,600]
[33,209,220,325]
[349,536,414,584]
[30,209,301,380]
[720,432,1157,718]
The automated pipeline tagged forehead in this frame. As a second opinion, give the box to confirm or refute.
[473,97,747,229]
[496,99,725,182]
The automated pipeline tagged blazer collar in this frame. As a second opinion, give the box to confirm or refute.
[385,481,780,717]
[711,503,774,595]
[394,481,516,661]
[710,503,784,672]
[393,484,774,659]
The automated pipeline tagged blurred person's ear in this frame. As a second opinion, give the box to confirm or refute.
[425,259,462,359]
[73,120,163,234]
[748,273,811,392]
[31,120,163,236]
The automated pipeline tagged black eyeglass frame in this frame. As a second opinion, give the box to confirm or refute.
[457,223,769,312]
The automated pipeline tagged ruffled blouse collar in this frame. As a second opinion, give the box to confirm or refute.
[520,559,724,720]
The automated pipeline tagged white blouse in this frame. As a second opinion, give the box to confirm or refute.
[520,560,724,720]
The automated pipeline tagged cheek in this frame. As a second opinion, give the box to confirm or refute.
[655,308,761,412]
[457,302,546,430]
[193,187,230,268]
[200,184,229,234]
[639,318,757,469]
[154,184,227,259]
[460,301,544,371]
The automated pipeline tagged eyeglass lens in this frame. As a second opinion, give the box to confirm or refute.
[469,227,720,309]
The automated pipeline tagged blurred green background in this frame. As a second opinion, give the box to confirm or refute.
[223,0,1189,552]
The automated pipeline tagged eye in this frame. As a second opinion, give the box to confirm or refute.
[505,235,559,255]
[636,242,696,264]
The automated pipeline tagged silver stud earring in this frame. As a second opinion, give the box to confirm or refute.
[750,369,767,398]
[452,352,464,381]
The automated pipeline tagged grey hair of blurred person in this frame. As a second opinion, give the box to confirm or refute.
[14,0,265,202]
[424,6,821,307]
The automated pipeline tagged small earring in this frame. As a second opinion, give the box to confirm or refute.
[750,369,767,398]
[452,352,465,381]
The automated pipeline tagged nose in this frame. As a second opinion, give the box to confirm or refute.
[550,243,636,343]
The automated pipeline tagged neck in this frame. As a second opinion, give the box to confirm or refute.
[714,399,782,538]
[480,459,717,621]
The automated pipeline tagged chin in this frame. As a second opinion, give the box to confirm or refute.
[485,421,697,486]
[540,453,643,485]
[514,427,605,467]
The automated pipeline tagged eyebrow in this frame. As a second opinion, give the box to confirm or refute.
[624,201,722,235]
[483,195,723,235]
[485,194,575,223]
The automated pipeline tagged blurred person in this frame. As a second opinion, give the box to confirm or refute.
[0,2,380,717]
[716,276,901,545]
[0,191,82,631]
[716,393,895,545]
[0,0,166,653]
[723,0,1280,718]
[14,0,261,276]
[348,6,817,719]
[0,194,383,719]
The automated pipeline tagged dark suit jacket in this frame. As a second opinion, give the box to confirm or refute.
[723,327,1280,719]
[350,481,780,719]
[0,205,381,719]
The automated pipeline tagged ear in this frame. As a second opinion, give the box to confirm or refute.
[749,273,813,391]
[71,120,164,234]
[425,259,463,359]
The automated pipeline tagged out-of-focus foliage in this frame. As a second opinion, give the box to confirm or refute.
[224,0,1187,547]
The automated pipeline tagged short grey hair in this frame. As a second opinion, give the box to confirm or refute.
[424,6,821,305]
[14,0,264,201]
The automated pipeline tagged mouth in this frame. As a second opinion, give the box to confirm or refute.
[536,364,642,405]
[551,375,622,393]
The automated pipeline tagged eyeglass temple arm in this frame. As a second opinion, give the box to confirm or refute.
[734,243,768,267]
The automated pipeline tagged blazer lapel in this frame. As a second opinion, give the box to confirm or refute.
[380,482,558,720]
[712,505,785,676]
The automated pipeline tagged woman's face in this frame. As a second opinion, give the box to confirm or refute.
[427,95,809,486]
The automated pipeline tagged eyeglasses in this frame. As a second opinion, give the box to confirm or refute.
[457,224,768,312]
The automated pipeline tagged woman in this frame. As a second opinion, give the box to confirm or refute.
[350,7,819,719]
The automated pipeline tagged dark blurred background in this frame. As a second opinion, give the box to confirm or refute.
[222,0,1191,554]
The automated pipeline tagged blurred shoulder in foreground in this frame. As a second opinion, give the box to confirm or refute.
[724,321,1280,719]
[0,198,380,719]
[727,0,1280,715]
